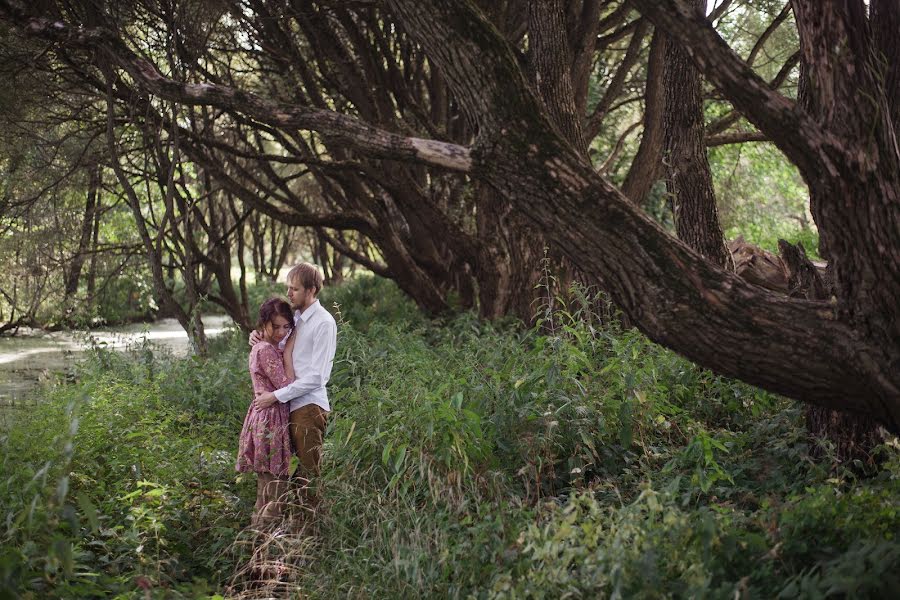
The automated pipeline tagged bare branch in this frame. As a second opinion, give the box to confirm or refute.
[0,6,473,172]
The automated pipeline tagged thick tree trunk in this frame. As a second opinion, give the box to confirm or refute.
[787,1,900,347]
[473,184,543,320]
[527,0,587,157]
[871,0,900,131]
[779,239,887,465]
[520,0,593,319]
[383,0,900,430]
[787,0,893,460]
[662,0,732,269]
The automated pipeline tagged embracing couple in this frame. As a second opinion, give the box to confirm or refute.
[234,262,338,526]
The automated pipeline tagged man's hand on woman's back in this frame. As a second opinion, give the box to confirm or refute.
[248,330,262,346]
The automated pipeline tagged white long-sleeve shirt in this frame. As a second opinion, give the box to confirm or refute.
[273,299,337,413]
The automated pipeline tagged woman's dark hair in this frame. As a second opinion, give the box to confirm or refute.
[256,297,294,332]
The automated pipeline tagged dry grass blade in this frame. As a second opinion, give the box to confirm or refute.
[225,487,324,599]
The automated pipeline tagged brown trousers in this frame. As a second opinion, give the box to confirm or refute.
[289,404,328,492]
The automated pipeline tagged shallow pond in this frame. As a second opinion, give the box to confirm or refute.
[0,315,232,418]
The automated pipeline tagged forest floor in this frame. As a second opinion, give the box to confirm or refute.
[1,276,898,599]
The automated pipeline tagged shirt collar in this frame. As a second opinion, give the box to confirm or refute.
[297,299,320,323]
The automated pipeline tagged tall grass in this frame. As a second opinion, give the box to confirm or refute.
[1,276,898,598]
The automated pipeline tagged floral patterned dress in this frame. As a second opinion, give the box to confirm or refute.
[236,342,293,475]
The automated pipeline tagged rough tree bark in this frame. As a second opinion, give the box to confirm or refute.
[386,0,900,431]
[662,0,732,269]
[780,239,886,465]
[789,0,888,462]
[473,183,545,320]
[528,0,588,157]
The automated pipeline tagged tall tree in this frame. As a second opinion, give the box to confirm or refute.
[4,0,899,430]
[104,81,210,354]
[662,0,732,269]
[789,0,888,460]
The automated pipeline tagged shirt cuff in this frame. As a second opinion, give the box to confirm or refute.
[273,387,292,403]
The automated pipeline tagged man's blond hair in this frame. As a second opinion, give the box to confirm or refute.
[287,262,325,296]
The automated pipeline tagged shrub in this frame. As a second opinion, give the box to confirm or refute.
[2,276,897,598]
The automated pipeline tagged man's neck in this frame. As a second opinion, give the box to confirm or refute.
[298,298,318,315]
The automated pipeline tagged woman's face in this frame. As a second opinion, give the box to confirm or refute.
[265,315,292,344]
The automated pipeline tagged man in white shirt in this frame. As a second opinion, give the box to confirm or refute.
[253,263,337,498]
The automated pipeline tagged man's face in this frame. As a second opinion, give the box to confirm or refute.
[286,277,315,312]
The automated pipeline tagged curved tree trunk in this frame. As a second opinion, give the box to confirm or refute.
[384,0,900,431]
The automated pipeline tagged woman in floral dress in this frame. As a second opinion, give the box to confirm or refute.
[236,298,295,524]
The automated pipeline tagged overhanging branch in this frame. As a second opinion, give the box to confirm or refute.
[0,3,473,173]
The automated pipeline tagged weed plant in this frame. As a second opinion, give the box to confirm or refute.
[1,276,897,598]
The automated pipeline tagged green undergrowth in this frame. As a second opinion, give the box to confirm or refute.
[1,276,898,598]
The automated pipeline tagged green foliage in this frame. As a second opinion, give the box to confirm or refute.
[319,274,425,332]
[490,490,723,599]
[85,266,158,326]
[1,276,897,598]
[710,142,819,255]
[0,335,254,598]
[245,278,286,318]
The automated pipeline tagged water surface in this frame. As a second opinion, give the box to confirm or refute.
[0,315,232,417]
